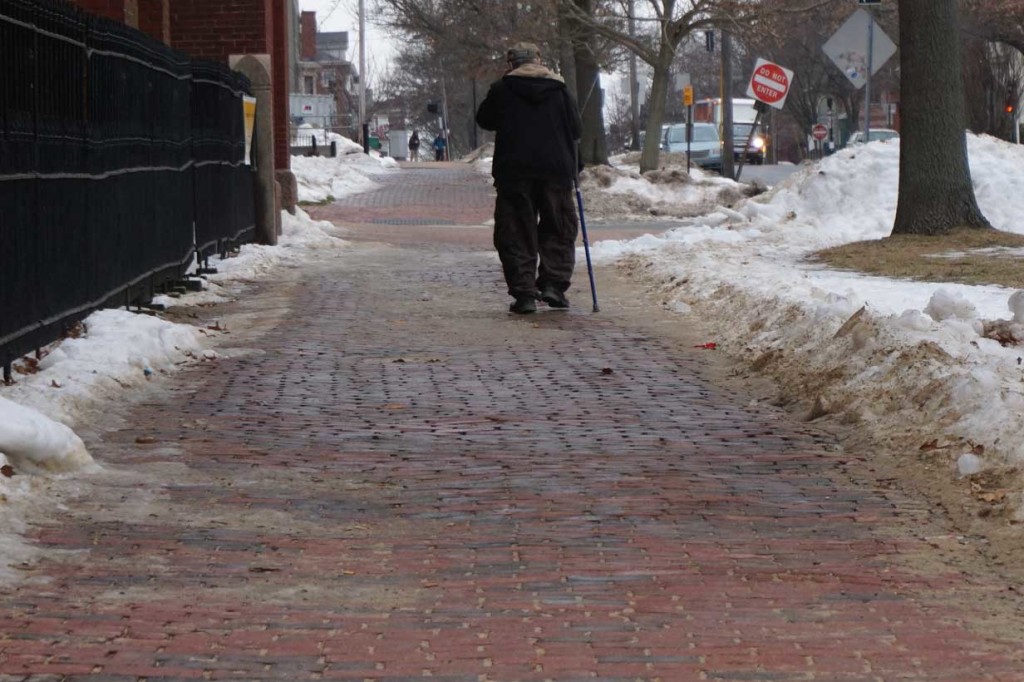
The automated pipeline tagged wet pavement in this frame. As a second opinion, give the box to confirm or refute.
[0,162,1022,681]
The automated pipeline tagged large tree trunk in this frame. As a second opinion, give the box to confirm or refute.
[639,43,675,173]
[893,0,990,235]
[573,0,608,166]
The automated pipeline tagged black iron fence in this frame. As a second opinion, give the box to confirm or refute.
[0,0,256,380]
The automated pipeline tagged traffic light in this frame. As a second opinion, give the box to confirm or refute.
[1006,96,1016,115]
[427,102,439,114]
[705,31,714,52]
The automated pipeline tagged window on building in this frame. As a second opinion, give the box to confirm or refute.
[304,76,314,94]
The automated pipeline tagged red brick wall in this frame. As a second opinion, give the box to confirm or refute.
[169,0,273,61]
[271,0,290,170]
[300,11,317,61]
[137,0,169,44]
[68,0,136,25]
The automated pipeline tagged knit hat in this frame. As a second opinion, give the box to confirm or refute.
[507,42,541,66]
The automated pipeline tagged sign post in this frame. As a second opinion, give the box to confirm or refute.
[746,58,794,110]
[683,86,694,172]
[739,58,794,180]
[811,123,828,158]
[823,7,896,143]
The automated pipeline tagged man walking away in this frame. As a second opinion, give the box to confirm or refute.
[476,42,582,314]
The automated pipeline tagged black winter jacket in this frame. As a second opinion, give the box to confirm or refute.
[475,64,582,187]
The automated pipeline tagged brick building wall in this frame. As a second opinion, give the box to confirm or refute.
[170,0,273,61]
[300,11,316,61]
[170,0,290,170]
[69,0,138,27]
[138,0,170,44]
[269,0,290,170]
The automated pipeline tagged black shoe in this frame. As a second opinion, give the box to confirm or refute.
[509,296,537,314]
[540,287,569,309]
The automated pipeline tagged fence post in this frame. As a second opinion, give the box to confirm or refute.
[229,54,277,246]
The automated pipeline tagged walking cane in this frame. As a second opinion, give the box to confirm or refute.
[574,143,600,313]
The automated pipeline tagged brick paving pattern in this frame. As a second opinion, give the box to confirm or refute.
[1,162,1022,681]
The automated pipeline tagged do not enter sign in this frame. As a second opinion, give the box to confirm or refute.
[746,58,794,110]
[812,124,828,141]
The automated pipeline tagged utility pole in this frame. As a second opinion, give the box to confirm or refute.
[721,30,735,179]
[441,75,451,160]
[628,0,639,150]
[358,0,367,152]
[863,4,874,139]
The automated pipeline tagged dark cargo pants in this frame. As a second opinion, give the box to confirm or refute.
[493,179,579,300]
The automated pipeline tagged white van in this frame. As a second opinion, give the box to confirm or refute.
[692,98,767,163]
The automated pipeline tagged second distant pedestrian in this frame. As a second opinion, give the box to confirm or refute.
[433,133,447,161]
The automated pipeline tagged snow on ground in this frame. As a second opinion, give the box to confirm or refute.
[291,127,399,203]
[592,133,1024,515]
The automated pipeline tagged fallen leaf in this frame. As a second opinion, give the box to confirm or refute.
[972,443,985,456]
[135,436,157,445]
[601,368,614,375]
[0,465,14,478]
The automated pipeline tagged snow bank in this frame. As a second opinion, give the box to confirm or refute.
[600,133,1024,488]
[291,133,399,203]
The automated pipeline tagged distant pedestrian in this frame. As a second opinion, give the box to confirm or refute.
[408,130,420,162]
[475,41,582,314]
[433,133,447,161]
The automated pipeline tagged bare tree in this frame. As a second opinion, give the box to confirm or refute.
[960,0,1024,139]
[963,0,1024,54]
[374,0,616,158]
[558,0,840,172]
[892,0,990,235]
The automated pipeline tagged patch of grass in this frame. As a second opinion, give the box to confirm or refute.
[810,228,1024,288]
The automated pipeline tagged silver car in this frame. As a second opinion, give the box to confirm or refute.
[848,128,900,145]
[662,122,723,169]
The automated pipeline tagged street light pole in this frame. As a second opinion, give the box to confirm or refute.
[863,6,874,139]
[628,0,639,150]
[358,0,367,150]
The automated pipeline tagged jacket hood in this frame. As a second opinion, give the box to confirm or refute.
[503,64,566,103]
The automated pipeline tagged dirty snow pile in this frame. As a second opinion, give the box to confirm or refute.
[291,130,399,203]
[474,151,749,221]
[593,133,1024,511]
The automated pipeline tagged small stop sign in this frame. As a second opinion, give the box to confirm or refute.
[746,58,795,110]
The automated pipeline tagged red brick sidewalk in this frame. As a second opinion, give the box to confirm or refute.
[1,163,1022,681]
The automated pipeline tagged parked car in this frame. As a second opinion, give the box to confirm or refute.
[732,122,767,164]
[848,128,900,145]
[661,122,722,169]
